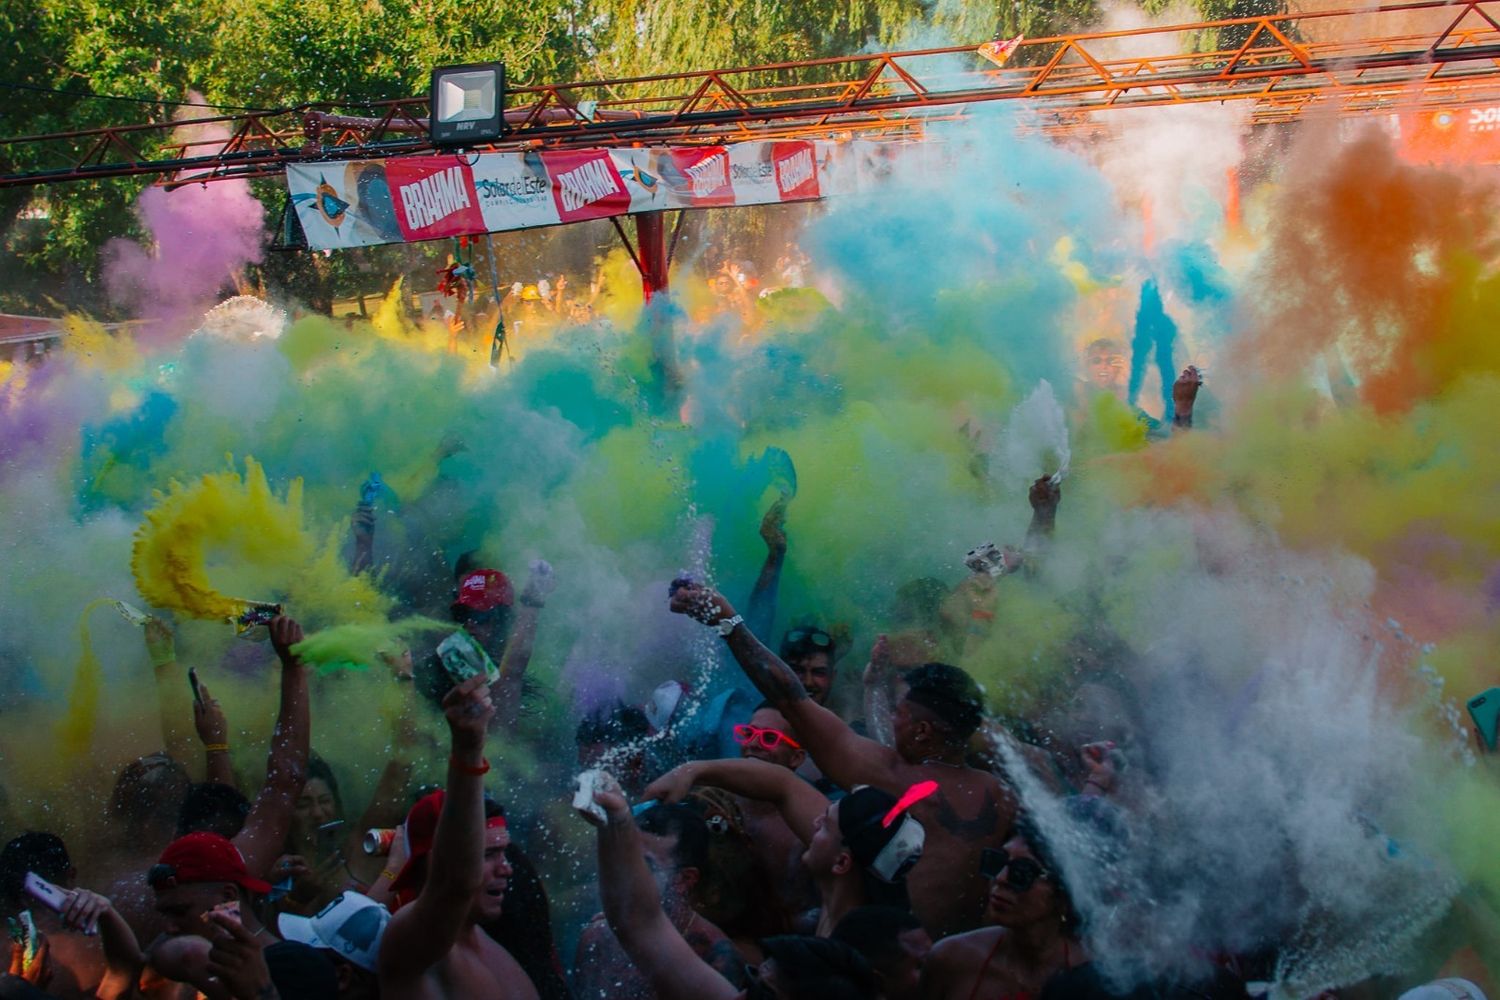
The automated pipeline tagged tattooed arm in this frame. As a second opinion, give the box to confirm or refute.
[669,583,906,792]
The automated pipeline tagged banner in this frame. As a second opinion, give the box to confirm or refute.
[1394,104,1500,166]
[286,141,873,250]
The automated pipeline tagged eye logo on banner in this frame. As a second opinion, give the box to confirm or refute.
[546,150,632,223]
[314,177,350,227]
[772,142,820,200]
[669,147,735,206]
[386,157,485,241]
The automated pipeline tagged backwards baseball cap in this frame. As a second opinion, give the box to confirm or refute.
[454,569,514,613]
[837,785,931,884]
[388,791,508,901]
[149,832,272,896]
[278,891,390,973]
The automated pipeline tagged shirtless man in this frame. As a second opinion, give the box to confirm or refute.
[670,586,1016,938]
[376,675,538,1000]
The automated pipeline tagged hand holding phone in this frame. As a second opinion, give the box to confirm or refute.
[188,667,204,707]
[1468,687,1500,753]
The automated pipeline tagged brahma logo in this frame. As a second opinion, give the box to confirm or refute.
[386,159,484,240]
[546,151,632,222]
[773,143,819,199]
[558,159,620,212]
[670,147,734,205]
[686,152,729,197]
[398,167,472,229]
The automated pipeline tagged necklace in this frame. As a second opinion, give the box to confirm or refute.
[920,756,964,768]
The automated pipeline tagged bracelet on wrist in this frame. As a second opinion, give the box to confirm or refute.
[379,869,398,882]
[204,743,230,754]
[450,755,491,776]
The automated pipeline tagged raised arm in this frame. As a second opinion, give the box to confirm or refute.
[862,635,897,748]
[232,616,311,879]
[379,676,494,982]
[192,680,236,788]
[644,756,827,843]
[55,888,146,1000]
[669,584,905,792]
[580,777,738,1000]
[745,498,788,638]
[492,560,554,732]
[146,617,197,763]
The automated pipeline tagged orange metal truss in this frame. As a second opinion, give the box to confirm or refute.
[3,0,1500,188]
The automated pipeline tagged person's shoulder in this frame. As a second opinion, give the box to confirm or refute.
[929,925,1003,964]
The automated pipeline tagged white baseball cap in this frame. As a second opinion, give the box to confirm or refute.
[277,891,390,973]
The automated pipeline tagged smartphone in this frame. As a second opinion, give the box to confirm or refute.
[112,600,152,627]
[188,668,204,708]
[1467,687,1500,751]
[23,873,69,914]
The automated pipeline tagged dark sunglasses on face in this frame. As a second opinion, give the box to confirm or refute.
[147,863,177,889]
[733,724,802,752]
[978,848,1048,891]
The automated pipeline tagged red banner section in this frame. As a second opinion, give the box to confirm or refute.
[772,142,820,200]
[546,149,633,223]
[386,157,486,241]
[669,147,736,207]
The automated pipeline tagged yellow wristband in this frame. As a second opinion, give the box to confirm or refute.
[380,869,398,882]
[204,743,230,754]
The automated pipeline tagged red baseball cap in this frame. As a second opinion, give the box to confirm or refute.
[151,832,272,895]
[388,790,445,899]
[453,569,513,612]
[388,791,507,904]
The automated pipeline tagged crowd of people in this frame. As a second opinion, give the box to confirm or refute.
[0,358,1493,1000]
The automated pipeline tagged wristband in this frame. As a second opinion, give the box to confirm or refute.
[713,614,744,637]
[380,869,398,882]
[204,743,230,754]
[450,755,491,776]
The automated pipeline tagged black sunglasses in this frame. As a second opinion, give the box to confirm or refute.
[978,849,1048,891]
[147,863,177,889]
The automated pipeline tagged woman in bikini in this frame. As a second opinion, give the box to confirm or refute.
[919,817,1087,1000]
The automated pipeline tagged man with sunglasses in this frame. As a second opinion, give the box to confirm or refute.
[670,584,1016,938]
[777,627,839,708]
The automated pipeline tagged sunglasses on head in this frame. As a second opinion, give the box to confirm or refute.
[783,628,832,649]
[733,724,802,752]
[146,863,177,889]
[978,848,1048,891]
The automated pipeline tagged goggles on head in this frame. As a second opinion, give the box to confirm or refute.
[781,628,833,658]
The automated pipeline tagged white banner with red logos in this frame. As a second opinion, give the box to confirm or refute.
[286,140,885,250]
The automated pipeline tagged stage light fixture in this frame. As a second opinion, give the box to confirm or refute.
[429,62,506,147]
